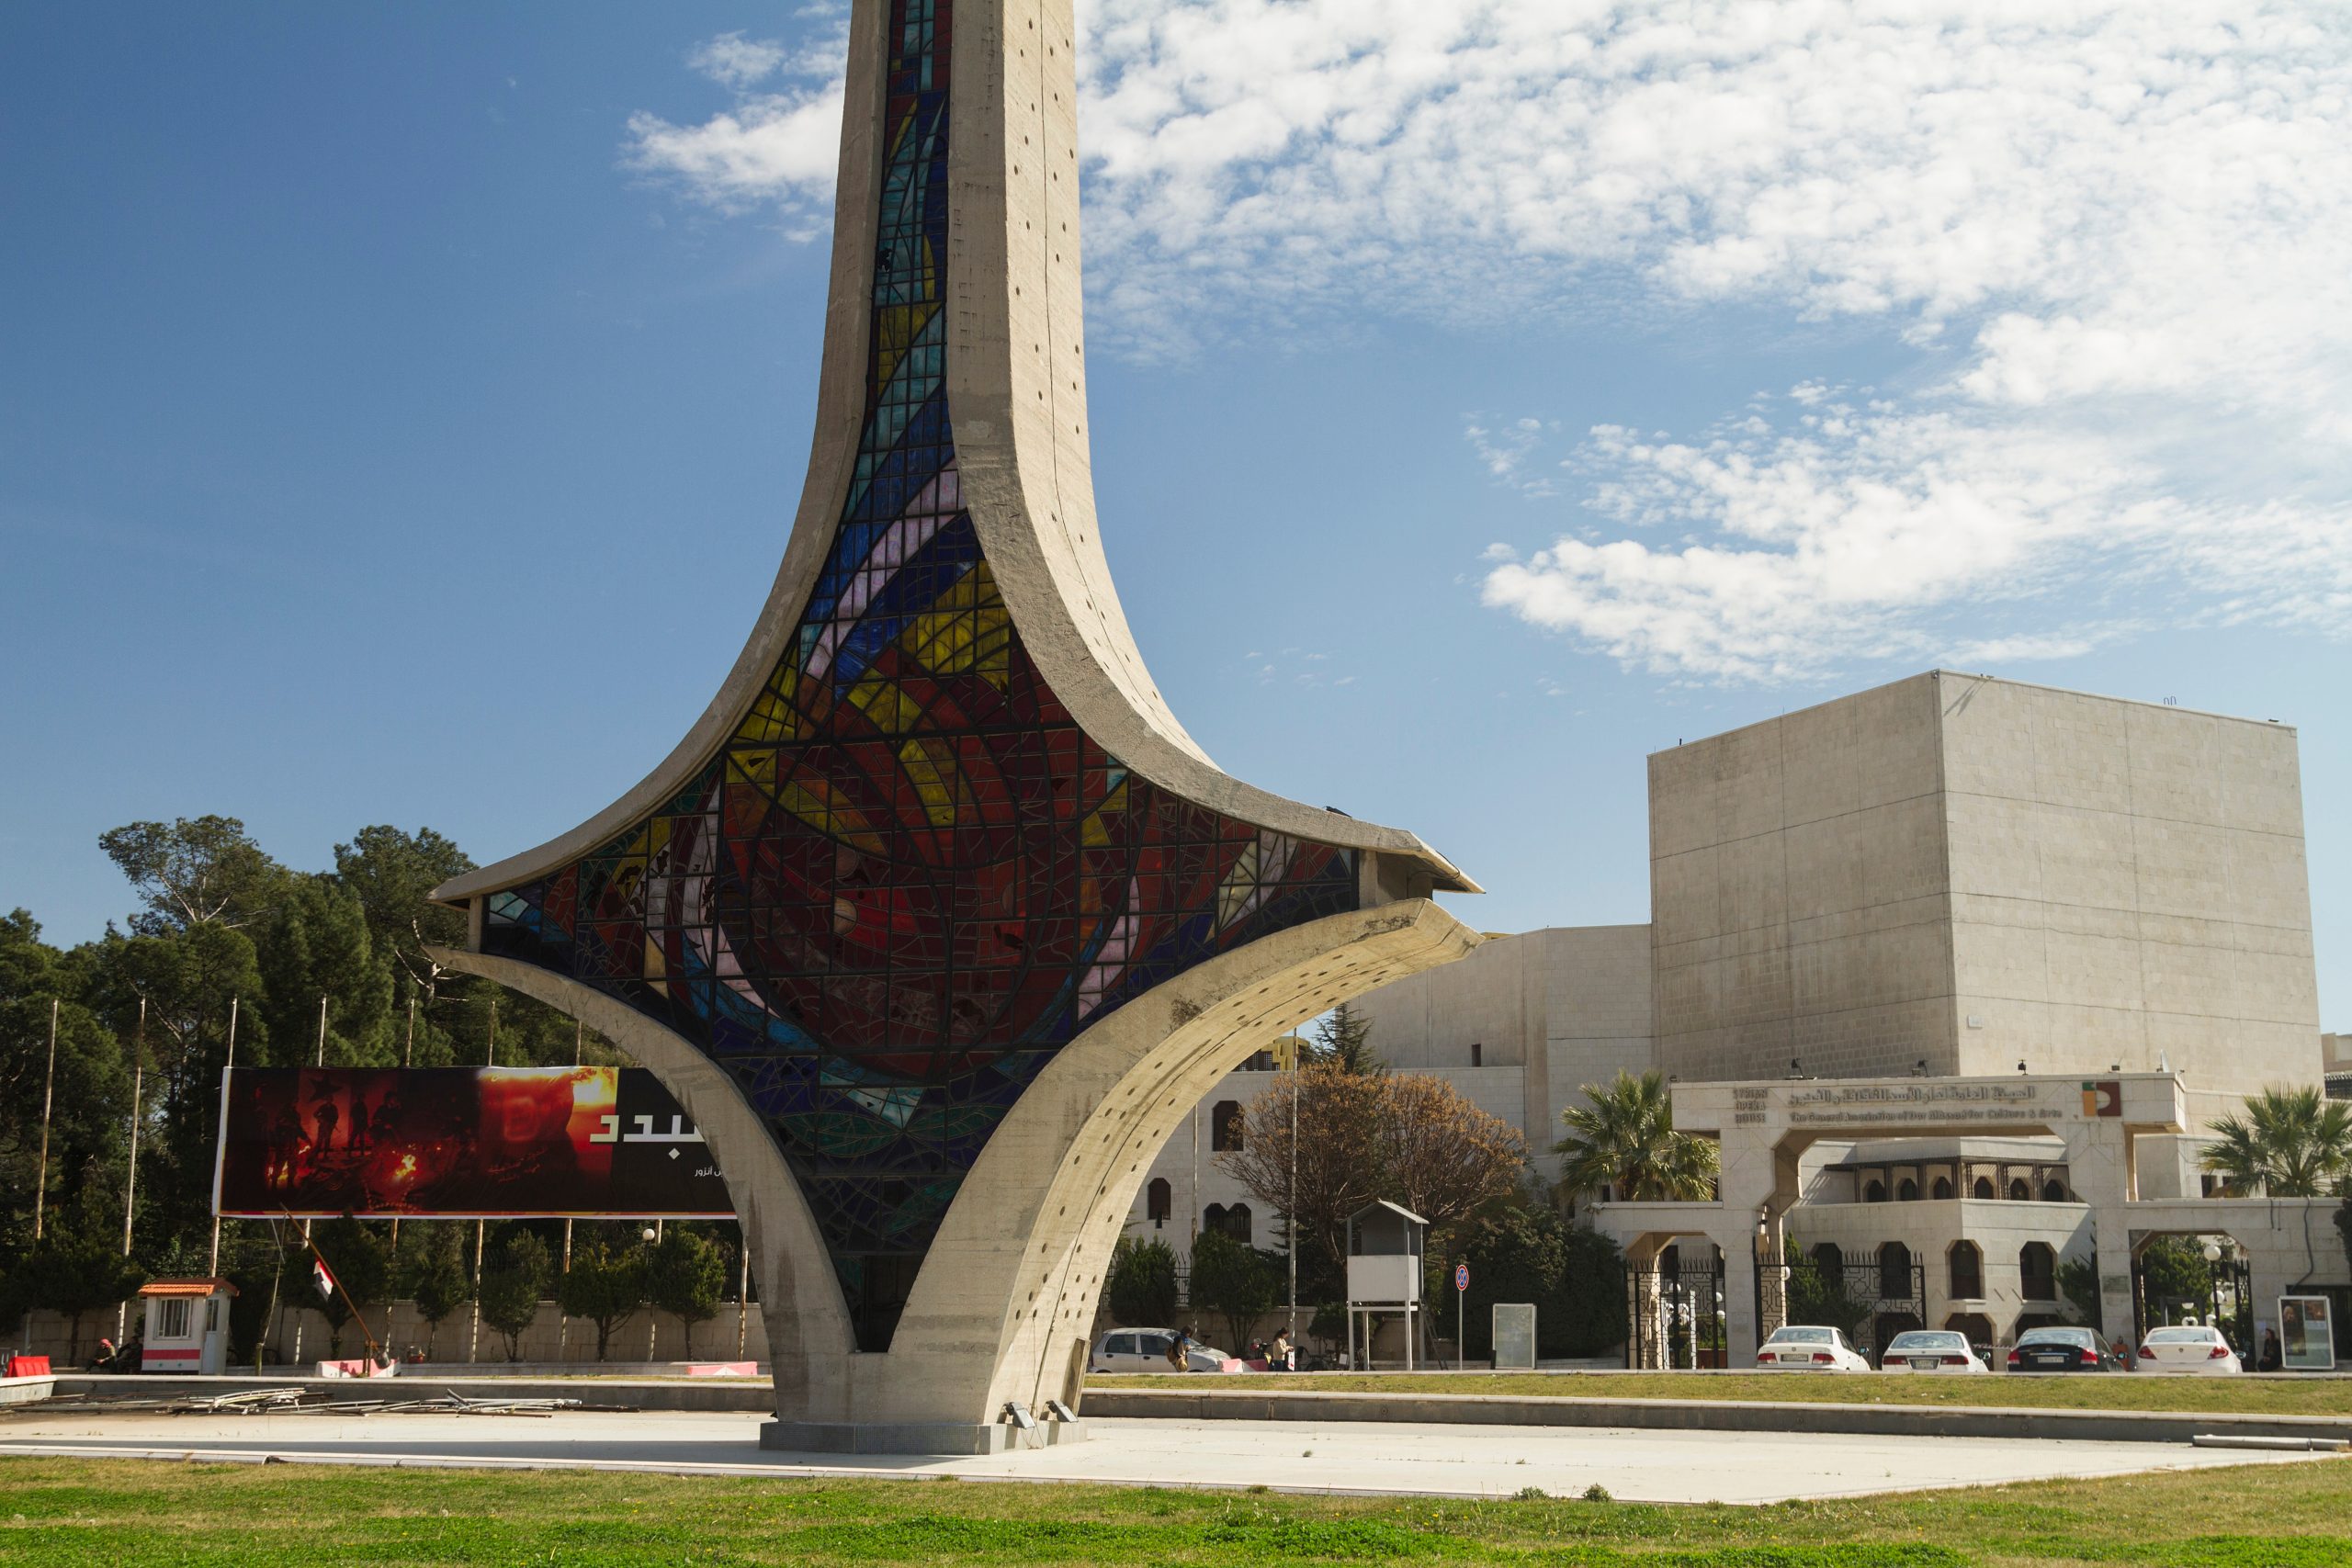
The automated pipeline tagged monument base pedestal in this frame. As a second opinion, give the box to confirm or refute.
[760,1418,1087,1455]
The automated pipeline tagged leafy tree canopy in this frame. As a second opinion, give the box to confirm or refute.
[2200,1086,2352,1198]
[1555,1070,1719,1206]
[98,816,288,935]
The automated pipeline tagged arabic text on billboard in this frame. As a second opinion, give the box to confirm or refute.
[213,1067,732,1218]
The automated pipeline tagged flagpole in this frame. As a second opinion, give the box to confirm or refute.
[559,1017,580,1362]
[32,998,57,1242]
[390,994,413,1253]
[469,1000,493,1365]
[292,995,326,1365]
[117,998,148,1343]
[206,996,236,1276]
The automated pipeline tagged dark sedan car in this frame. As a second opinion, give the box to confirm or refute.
[2006,1325,2119,1371]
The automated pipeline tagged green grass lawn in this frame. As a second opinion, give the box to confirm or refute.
[1,1453,2348,1566]
[1090,1371,2352,1418]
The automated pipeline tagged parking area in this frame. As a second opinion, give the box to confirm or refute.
[0,1406,2332,1504]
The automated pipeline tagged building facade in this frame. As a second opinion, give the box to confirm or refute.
[1128,671,2341,1356]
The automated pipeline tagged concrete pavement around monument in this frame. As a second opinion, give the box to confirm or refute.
[0,1408,2332,1505]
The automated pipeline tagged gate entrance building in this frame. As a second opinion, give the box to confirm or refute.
[425,0,1476,1451]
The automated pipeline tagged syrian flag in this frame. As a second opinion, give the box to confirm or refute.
[311,1251,340,1303]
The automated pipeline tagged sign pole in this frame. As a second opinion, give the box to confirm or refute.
[1454,1261,1469,1371]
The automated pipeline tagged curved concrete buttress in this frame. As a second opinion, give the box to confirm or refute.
[424,946,857,1416]
[838,897,1475,1423]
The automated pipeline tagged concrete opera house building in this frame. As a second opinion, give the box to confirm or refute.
[1136,671,2348,1363]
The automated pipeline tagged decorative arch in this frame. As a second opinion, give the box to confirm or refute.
[1211,1100,1245,1153]
[2019,1242,2058,1301]
[1948,1240,1984,1299]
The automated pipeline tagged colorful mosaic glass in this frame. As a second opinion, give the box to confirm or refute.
[481,0,1358,1348]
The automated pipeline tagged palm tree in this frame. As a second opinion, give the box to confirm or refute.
[2200,1087,2352,1198]
[1555,1070,1719,1205]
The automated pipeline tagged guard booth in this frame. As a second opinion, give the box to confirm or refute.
[138,1278,236,1374]
[1345,1201,1426,1371]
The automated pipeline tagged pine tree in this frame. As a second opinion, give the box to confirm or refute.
[1310,1003,1381,1076]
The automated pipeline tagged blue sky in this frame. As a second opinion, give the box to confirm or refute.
[2,3,2346,1026]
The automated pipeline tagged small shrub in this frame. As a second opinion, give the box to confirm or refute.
[1513,1486,1549,1501]
[1582,1483,1612,1503]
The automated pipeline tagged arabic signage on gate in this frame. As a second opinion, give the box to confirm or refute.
[212,1066,733,1218]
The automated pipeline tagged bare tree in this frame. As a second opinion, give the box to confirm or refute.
[1376,1073,1528,1234]
[1219,1063,1384,1272]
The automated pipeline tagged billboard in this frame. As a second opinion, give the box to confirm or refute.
[213,1066,733,1218]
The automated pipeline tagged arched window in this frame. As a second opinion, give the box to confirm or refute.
[1203,1202,1226,1236]
[1864,1179,1888,1203]
[1973,1177,1995,1200]
[1931,1177,1954,1200]
[1147,1178,1171,1228]
[2019,1242,2057,1302]
[1945,1312,1996,1348]
[1211,1100,1244,1152]
[2042,1179,2068,1202]
[1948,1241,1984,1299]
[2008,1178,2031,1201]
[1878,1242,1914,1301]
[1896,1179,1919,1201]
[1223,1202,1253,1243]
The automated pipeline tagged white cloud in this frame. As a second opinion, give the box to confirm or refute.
[626,4,2352,682]
[689,32,793,90]
[625,24,851,231]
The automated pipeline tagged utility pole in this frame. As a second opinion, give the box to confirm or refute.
[206,996,237,1276]
[469,998,494,1364]
[1288,1045,1299,1347]
[32,999,57,1241]
[390,995,414,1252]
[292,994,326,1366]
[558,1016,581,1361]
[117,998,148,1342]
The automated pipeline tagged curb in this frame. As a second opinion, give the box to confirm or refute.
[1080,1387,2352,1446]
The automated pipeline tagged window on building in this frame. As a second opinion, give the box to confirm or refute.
[1973,1177,1996,1200]
[1879,1242,1914,1301]
[1932,1177,1954,1200]
[1897,1179,1919,1201]
[2019,1242,2057,1301]
[1810,1243,1846,1292]
[1147,1178,1171,1228]
[2008,1179,2031,1201]
[1471,1042,1483,1067]
[1203,1202,1226,1236]
[1948,1241,1984,1299]
[1223,1202,1253,1243]
[1211,1100,1244,1152]
[1945,1312,1996,1348]
[156,1298,191,1339]
[1864,1179,1888,1203]
[1242,1050,1273,1071]
[2042,1179,2068,1202]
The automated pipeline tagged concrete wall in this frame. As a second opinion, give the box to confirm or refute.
[1651,674,1958,1085]
[12,1298,771,1368]
[1348,925,1652,1185]
[1650,671,2323,1133]
[1939,676,2320,1126]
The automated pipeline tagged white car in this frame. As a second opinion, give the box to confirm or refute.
[2135,1325,2243,1374]
[1879,1329,1989,1373]
[1088,1328,1245,1373]
[1755,1325,1871,1371]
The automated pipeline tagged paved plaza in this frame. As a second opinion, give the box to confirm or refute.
[0,1408,2327,1505]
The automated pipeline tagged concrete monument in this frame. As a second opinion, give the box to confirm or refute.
[426,0,1476,1451]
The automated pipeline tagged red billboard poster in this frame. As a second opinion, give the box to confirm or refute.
[212,1066,734,1218]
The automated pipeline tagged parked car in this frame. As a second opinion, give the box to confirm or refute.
[2007,1325,2118,1372]
[1088,1328,1247,1373]
[1755,1325,1871,1371]
[1880,1329,1989,1372]
[2135,1325,2242,1374]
